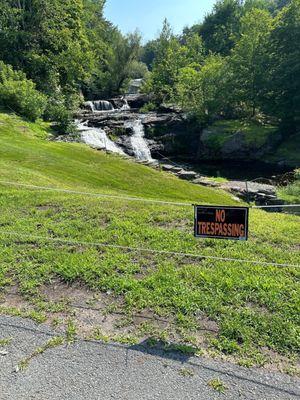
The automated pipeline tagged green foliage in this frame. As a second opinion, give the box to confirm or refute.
[266,0,300,131]
[141,39,160,70]
[44,91,81,134]
[228,8,273,117]
[278,169,300,203]
[175,55,228,123]
[0,0,93,93]
[145,0,299,134]
[0,0,144,129]
[88,30,143,97]
[139,102,157,113]
[145,20,205,103]
[201,119,278,152]
[0,62,47,121]
[199,0,242,55]
[208,378,228,393]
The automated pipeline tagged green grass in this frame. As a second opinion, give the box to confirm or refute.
[0,112,299,370]
[208,378,228,393]
[0,112,234,204]
[0,338,12,347]
[278,169,300,204]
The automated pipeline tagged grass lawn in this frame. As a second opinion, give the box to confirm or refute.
[0,112,299,373]
[278,169,300,204]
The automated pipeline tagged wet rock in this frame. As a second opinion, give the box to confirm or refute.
[171,167,184,173]
[220,181,279,203]
[158,103,183,114]
[142,113,182,126]
[125,94,152,109]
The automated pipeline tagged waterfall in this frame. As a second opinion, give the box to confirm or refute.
[84,101,95,113]
[93,100,114,111]
[83,100,114,112]
[125,119,153,162]
[76,121,125,155]
[120,98,130,111]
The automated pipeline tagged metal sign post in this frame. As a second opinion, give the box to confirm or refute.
[194,205,249,241]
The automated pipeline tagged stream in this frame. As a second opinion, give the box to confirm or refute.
[76,120,125,155]
[76,98,294,185]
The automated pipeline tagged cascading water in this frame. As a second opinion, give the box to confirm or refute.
[120,99,130,111]
[78,97,154,162]
[76,121,125,155]
[94,100,114,111]
[125,119,153,162]
[84,100,114,112]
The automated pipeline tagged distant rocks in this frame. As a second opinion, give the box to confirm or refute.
[220,181,278,203]
[159,163,282,205]
[193,177,219,188]
[177,170,198,180]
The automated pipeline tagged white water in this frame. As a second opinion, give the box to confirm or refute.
[120,99,130,111]
[76,121,125,155]
[125,119,153,162]
[84,100,114,112]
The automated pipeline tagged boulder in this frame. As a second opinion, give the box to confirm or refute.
[177,170,198,180]
[125,94,152,109]
[220,180,277,203]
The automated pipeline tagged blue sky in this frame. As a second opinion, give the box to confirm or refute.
[104,0,216,42]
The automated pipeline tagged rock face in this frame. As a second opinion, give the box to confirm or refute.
[124,94,152,109]
[198,121,282,161]
[74,106,195,159]
[220,181,277,203]
[75,98,294,173]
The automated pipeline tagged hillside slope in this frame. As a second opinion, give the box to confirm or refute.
[0,112,299,373]
[0,112,235,204]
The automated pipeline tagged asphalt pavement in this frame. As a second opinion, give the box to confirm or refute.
[0,315,299,400]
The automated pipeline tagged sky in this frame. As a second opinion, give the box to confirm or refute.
[104,0,216,42]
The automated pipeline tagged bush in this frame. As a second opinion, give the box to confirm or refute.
[139,102,157,113]
[0,62,46,121]
[278,169,300,203]
[44,91,81,134]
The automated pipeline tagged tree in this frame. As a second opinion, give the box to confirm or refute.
[227,8,273,117]
[266,0,300,132]
[146,20,205,103]
[140,39,160,70]
[175,55,229,123]
[0,0,93,94]
[199,0,242,55]
[0,61,46,121]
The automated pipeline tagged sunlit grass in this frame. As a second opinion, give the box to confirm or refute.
[0,112,299,368]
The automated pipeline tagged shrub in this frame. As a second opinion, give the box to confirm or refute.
[44,91,81,134]
[139,102,157,113]
[0,62,46,121]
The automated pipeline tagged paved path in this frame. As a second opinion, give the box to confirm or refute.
[0,316,299,400]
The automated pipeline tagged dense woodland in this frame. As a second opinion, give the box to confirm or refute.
[0,0,299,136]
